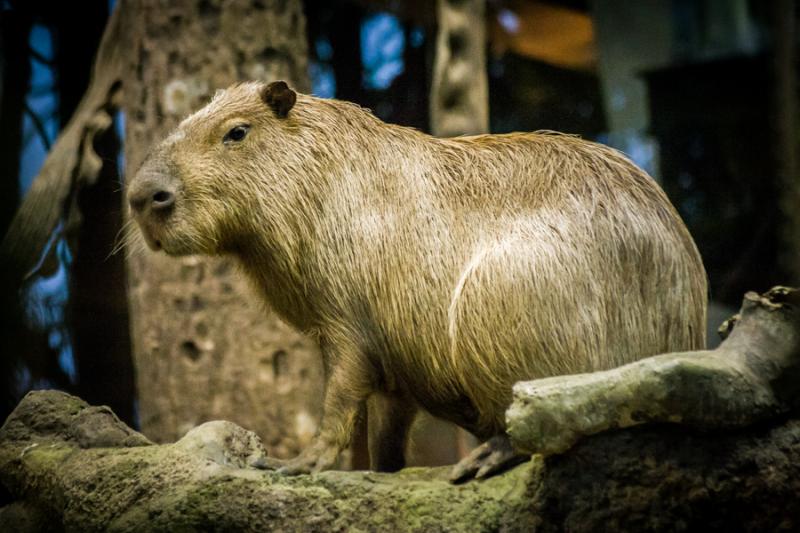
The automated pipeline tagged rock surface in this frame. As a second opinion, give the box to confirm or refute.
[2,390,800,531]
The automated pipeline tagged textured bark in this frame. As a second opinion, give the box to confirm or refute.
[508,286,800,456]
[120,0,324,457]
[3,388,800,531]
[0,0,324,460]
[429,0,489,137]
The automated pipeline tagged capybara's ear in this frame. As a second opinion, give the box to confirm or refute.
[262,81,296,118]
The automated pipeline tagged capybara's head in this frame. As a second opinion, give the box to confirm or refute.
[127,81,298,255]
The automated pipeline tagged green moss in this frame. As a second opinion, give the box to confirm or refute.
[104,460,540,532]
[22,443,74,470]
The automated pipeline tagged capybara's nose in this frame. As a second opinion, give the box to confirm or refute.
[129,185,175,214]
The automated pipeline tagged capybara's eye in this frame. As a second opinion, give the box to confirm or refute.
[223,125,250,144]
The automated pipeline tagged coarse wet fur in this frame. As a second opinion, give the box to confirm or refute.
[127,81,707,481]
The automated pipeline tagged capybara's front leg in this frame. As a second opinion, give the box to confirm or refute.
[278,345,374,475]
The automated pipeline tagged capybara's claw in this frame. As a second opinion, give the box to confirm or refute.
[276,458,314,476]
[276,440,340,475]
[250,456,286,470]
[449,434,528,484]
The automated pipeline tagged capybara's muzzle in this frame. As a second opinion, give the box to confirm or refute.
[128,173,176,217]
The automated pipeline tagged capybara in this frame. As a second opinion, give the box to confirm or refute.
[127,81,707,481]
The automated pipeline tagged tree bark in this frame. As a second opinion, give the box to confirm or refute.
[0,0,325,460]
[3,287,800,530]
[3,380,800,530]
[429,0,489,137]
[120,0,324,457]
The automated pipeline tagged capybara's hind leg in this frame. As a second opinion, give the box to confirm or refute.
[449,433,528,483]
[367,392,417,472]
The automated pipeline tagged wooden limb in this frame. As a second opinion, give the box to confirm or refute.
[507,286,800,456]
[2,289,800,530]
[0,3,126,284]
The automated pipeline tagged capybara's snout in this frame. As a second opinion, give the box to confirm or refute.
[128,168,176,217]
[127,155,183,252]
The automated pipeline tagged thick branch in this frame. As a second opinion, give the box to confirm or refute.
[508,286,800,455]
[0,391,537,532]
[3,387,800,530]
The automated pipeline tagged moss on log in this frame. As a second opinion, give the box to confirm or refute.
[2,393,800,531]
[2,287,800,531]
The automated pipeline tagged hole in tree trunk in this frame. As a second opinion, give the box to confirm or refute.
[181,340,202,361]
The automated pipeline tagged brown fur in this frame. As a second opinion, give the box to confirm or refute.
[127,81,707,473]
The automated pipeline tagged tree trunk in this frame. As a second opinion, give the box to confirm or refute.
[429,0,489,137]
[120,0,324,458]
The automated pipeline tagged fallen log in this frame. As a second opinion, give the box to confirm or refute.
[1,287,799,531]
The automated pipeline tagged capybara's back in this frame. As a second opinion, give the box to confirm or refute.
[425,133,707,435]
[300,121,708,437]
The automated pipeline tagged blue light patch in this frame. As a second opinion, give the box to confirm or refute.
[361,13,405,90]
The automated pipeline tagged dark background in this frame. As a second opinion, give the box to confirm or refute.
[1,0,797,430]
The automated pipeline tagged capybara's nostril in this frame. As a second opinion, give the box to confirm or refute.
[151,190,175,211]
[129,185,175,214]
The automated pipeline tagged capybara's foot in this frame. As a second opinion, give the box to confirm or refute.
[250,456,286,470]
[449,434,528,483]
[275,439,341,475]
